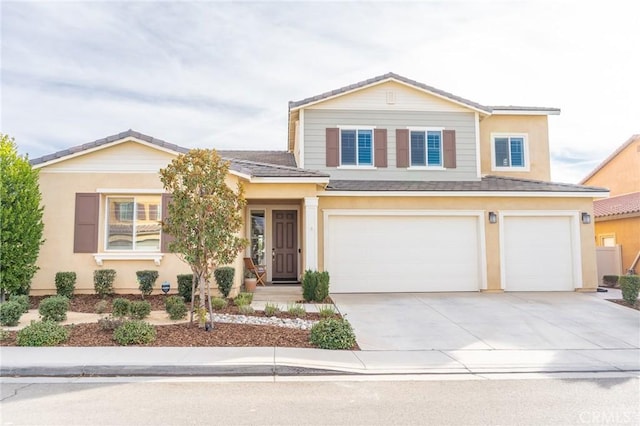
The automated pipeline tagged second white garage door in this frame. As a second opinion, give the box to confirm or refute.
[325,213,483,293]
[502,215,577,291]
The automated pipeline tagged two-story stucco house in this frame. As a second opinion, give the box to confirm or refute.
[30,73,607,295]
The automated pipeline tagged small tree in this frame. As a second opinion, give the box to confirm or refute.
[0,134,45,299]
[160,149,247,327]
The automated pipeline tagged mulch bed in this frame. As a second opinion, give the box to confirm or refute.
[3,294,358,349]
[607,299,640,311]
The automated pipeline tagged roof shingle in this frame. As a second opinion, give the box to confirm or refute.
[594,192,640,218]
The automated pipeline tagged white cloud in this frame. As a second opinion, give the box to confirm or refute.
[2,0,638,183]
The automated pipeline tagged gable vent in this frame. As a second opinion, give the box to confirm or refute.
[386,91,396,105]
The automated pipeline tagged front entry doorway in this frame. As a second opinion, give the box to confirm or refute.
[272,210,298,282]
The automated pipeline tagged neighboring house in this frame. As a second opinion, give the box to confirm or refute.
[30,73,607,295]
[580,135,640,275]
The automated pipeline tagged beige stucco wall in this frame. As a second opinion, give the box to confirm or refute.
[479,115,551,181]
[595,216,640,272]
[582,137,640,196]
[316,195,597,291]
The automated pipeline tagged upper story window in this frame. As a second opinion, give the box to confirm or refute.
[409,129,442,167]
[106,196,161,251]
[492,134,529,171]
[340,128,373,166]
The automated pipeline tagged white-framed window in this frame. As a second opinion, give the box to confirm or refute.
[106,195,161,251]
[340,128,374,166]
[491,133,529,170]
[600,234,616,247]
[410,128,443,167]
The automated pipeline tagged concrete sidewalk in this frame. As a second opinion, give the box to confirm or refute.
[1,346,639,377]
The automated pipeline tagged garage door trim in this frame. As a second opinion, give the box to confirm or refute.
[498,210,582,291]
[323,209,488,291]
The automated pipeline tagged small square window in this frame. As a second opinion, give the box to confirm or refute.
[492,135,528,170]
[340,129,373,166]
[410,130,442,167]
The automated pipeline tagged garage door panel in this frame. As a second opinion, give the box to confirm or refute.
[327,214,481,293]
[503,216,575,291]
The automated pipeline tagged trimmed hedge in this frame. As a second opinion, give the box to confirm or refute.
[94,269,116,297]
[10,294,30,313]
[0,301,23,326]
[112,298,131,318]
[177,274,194,302]
[55,272,76,298]
[17,321,69,346]
[302,270,330,302]
[129,301,152,320]
[214,267,235,298]
[136,270,159,298]
[38,296,69,322]
[310,318,356,350]
[165,295,187,320]
[620,275,640,305]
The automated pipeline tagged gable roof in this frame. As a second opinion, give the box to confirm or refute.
[580,134,640,184]
[594,192,640,218]
[29,130,328,182]
[326,175,608,195]
[29,129,189,167]
[288,72,561,115]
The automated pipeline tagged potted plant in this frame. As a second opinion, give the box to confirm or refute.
[244,270,257,293]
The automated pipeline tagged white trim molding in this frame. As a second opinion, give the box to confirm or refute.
[94,253,164,266]
[320,191,609,198]
[490,133,530,172]
[96,188,165,194]
[303,197,319,271]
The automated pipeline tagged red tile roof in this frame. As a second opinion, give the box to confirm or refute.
[594,192,640,218]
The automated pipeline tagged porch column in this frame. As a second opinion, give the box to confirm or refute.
[303,196,319,271]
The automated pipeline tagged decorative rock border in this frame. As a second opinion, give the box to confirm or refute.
[211,313,318,330]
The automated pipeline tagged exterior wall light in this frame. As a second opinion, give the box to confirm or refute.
[488,211,497,224]
[581,212,591,224]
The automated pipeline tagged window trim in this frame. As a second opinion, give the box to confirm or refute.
[491,133,530,172]
[104,195,162,253]
[338,126,376,167]
[408,127,445,169]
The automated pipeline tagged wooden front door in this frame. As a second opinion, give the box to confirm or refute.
[272,210,298,281]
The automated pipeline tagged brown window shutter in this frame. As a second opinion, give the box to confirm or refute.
[374,129,388,168]
[161,194,175,253]
[326,128,339,167]
[443,130,457,168]
[74,193,99,253]
[396,129,409,168]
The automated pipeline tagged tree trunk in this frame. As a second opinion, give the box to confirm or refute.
[206,279,215,331]
[189,273,197,324]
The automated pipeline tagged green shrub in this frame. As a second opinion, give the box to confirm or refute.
[129,300,152,320]
[238,304,255,315]
[318,305,337,319]
[620,275,640,305]
[0,301,23,326]
[10,294,30,313]
[177,274,194,302]
[287,303,306,317]
[211,297,228,310]
[112,298,131,318]
[98,315,124,331]
[165,295,187,320]
[264,302,280,316]
[214,267,235,298]
[234,292,253,307]
[136,270,159,299]
[302,269,318,302]
[94,269,116,297]
[0,329,9,341]
[302,270,330,302]
[95,300,109,314]
[602,275,619,287]
[38,296,69,322]
[310,318,356,350]
[315,271,330,302]
[113,320,156,345]
[55,272,76,298]
[16,320,69,346]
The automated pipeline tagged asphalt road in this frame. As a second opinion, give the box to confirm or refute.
[1,375,639,425]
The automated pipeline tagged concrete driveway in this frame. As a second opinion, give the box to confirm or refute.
[331,292,640,351]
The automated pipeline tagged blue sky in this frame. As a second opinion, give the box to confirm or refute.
[2,0,638,183]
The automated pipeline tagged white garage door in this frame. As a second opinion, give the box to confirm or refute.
[502,216,576,291]
[325,214,482,293]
